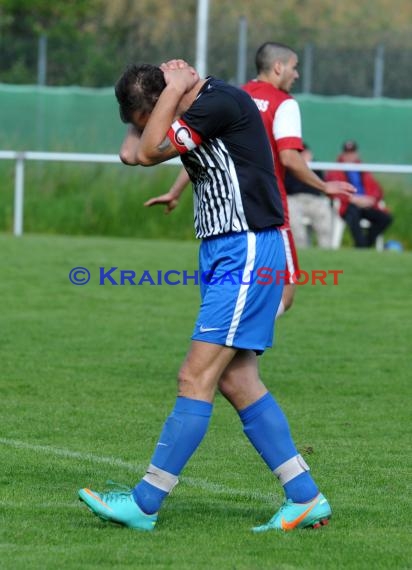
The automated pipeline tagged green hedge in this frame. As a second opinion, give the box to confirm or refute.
[0,162,195,240]
[0,163,410,249]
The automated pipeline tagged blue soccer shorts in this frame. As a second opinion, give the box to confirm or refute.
[191,228,286,353]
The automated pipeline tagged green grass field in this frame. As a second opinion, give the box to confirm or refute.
[1,234,411,570]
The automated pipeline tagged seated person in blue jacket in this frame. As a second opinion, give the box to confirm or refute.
[326,141,392,248]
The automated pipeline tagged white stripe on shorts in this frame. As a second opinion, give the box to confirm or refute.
[225,232,256,347]
[281,228,295,279]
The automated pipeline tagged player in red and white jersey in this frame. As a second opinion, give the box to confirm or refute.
[243,76,301,229]
[242,42,354,316]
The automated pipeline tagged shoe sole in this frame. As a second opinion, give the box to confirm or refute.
[304,516,331,529]
[254,514,332,532]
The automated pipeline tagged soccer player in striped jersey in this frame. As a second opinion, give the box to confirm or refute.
[147,44,354,318]
[78,59,351,532]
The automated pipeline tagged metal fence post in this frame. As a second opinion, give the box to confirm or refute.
[195,0,209,78]
[236,16,248,86]
[302,43,313,94]
[373,43,385,98]
[37,34,47,86]
[14,154,25,236]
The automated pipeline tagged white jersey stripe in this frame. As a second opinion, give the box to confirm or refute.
[281,228,295,275]
[215,138,248,232]
[187,138,249,238]
[226,232,257,346]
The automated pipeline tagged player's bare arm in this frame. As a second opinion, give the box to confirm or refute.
[119,110,179,166]
[144,167,191,213]
[134,67,200,166]
[118,62,200,166]
[119,122,177,165]
[280,148,355,198]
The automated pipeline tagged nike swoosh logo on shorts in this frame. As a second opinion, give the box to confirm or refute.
[199,325,221,333]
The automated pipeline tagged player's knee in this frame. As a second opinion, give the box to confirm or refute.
[177,364,195,391]
[282,281,297,311]
[283,289,295,311]
[218,370,241,401]
[284,297,293,311]
[177,363,216,400]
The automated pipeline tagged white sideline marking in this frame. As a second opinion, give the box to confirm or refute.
[0,438,273,503]
[0,437,144,471]
[0,502,79,509]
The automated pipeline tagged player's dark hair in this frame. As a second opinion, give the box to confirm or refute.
[115,64,166,123]
[255,42,296,74]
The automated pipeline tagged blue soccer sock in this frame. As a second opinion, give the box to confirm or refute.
[133,396,213,514]
[238,392,318,503]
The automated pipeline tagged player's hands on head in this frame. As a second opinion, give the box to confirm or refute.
[144,192,179,214]
[160,59,199,93]
[160,59,190,71]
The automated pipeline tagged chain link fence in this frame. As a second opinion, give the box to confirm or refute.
[0,17,411,98]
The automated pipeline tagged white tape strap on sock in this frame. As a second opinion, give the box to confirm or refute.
[143,464,179,493]
[273,454,310,485]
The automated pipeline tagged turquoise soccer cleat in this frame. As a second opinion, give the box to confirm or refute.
[78,487,157,531]
[252,493,332,532]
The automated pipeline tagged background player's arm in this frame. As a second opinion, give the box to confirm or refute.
[279,148,355,198]
[144,168,191,213]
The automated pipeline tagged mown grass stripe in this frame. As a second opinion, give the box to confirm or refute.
[0,437,273,502]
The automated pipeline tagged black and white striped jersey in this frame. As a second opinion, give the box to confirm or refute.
[167,77,284,239]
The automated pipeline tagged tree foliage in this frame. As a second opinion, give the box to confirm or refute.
[0,0,411,89]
